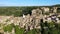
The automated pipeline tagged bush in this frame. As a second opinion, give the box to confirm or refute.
[26,29,40,34]
[14,25,25,34]
[3,24,13,32]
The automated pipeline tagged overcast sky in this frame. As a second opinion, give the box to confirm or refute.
[0,0,60,6]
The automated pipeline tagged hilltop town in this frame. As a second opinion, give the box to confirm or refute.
[0,6,60,34]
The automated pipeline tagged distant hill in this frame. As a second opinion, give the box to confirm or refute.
[52,4,60,7]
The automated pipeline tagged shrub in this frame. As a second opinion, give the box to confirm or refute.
[14,25,25,34]
[3,24,13,32]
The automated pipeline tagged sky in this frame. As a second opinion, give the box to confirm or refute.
[0,0,60,6]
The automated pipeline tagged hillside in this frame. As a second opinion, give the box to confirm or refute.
[0,4,60,16]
